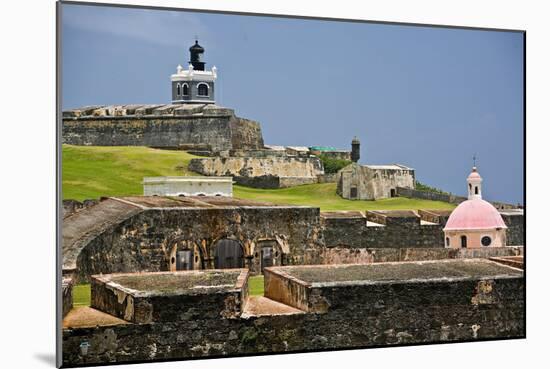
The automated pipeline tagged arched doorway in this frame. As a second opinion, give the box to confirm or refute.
[168,239,203,271]
[460,235,468,248]
[214,239,244,269]
[257,239,283,272]
[175,250,193,270]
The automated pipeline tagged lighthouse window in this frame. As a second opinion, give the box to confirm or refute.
[198,83,209,96]
[481,236,492,246]
[182,83,189,96]
[475,186,479,195]
[176,83,181,96]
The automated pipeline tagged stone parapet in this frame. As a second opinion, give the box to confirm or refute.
[62,104,264,151]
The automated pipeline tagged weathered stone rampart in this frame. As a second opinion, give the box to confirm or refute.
[321,209,524,248]
[396,187,521,210]
[310,246,524,265]
[62,259,524,366]
[189,156,324,188]
[63,196,322,282]
[62,197,525,282]
[62,104,264,151]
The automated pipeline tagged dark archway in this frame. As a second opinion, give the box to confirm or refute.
[214,239,244,269]
[257,239,282,272]
[460,235,468,248]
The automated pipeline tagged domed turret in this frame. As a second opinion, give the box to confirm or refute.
[351,136,360,163]
[189,40,205,71]
[443,166,507,248]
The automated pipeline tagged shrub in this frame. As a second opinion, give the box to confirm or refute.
[415,181,450,195]
[319,154,352,174]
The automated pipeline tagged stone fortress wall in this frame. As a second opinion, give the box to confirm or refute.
[62,197,524,365]
[62,260,524,366]
[62,197,524,283]
[188,156,324,189]
[337,163,415,200]
[62,104,264,152]
[62,197,323,283]
[396,187,521,210]
[321,209,524,249]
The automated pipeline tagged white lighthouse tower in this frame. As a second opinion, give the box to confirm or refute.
[171,40,217,104]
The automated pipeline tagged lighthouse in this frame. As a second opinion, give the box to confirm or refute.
[171,40,217,104]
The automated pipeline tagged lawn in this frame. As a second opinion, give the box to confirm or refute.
[62,145,199,201]
[62,145,454,211]
[73,284,91,307]
[234,183,455,211]
[248,275,264,296]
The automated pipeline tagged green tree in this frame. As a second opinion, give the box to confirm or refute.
[319,154,352,174]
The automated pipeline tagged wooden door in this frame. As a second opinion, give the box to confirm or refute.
[214,239,244,269]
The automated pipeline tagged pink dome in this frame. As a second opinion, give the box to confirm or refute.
[444,198,507,231]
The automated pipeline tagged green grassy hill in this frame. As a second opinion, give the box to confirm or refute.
[62,145,199,201]
[62,145,455,211]
[234,183,454,211]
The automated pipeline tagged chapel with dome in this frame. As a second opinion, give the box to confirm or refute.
[443,166,508,248]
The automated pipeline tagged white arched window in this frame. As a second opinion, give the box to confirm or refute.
[197,83,209,97]
[176,83,181,96]
[182,83,189,96]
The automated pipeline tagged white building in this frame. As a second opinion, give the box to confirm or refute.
[143,176,233,197]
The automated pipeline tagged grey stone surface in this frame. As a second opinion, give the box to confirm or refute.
[63,196,322,282]
[321,209,524,249]
[62,104,264,151]
[91,269,248,324]
[396,187,521,210]
[337,163,415,200]
[62,259,524,366]
[62,278,74,318]
[188,156,323,188]
[63,198,525,283]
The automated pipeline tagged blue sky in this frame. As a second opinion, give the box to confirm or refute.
[61,4,524,204]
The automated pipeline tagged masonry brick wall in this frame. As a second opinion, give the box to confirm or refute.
[62,262,524,366]
[62,105,264,152]
[501,214,525,246]
[322,214,445,249]
[396,187,520,210]
[73,206,322,282]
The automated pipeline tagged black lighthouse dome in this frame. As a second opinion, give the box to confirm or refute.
[189,40,205,71]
